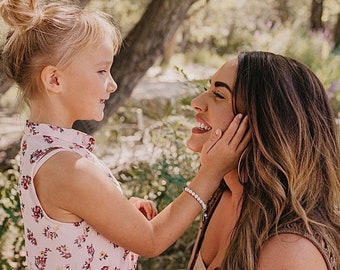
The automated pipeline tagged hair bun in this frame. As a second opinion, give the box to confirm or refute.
[0,0,43,32]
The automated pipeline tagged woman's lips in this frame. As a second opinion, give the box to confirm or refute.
[192,116,212,134]
[192,126,210,134]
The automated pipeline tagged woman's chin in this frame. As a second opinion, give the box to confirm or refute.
[186,131,211,152]
[186,138,204,153]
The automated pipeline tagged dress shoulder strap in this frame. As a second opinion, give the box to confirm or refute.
[188,180,228,270]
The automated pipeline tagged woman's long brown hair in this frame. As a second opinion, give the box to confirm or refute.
[222,51,340,269]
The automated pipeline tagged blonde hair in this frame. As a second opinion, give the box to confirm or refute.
[0,0,122,107]
[222,51,340,269]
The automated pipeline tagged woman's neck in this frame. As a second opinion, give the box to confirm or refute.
[223,169,243,198]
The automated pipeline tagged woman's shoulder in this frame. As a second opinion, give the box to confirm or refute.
[258,232,328,270]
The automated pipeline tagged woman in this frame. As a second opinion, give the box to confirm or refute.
[187,51,340,270]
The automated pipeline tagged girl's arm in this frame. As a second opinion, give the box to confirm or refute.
[34,115,250,257]
[129,197,158,220]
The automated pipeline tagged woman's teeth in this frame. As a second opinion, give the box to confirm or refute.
[197,122,211,131]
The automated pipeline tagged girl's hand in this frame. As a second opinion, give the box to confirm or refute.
[200,114,251,179]
[129,197,158,220]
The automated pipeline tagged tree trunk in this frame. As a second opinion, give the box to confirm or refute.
[334,12,340,50]
[310,0,324,31]
[276,0,289,24]
[0,66,14,95]
[73,0,199,134]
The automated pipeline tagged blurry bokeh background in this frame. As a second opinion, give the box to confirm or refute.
[1,0,339,269]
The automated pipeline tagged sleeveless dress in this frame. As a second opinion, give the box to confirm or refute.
[19,121,138,270]
[188,181,337,270]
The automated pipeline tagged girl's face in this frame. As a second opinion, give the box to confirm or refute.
[187,58,238,153]
[58,35,117,123]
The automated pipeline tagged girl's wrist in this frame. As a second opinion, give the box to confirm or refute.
[183,186,208,221]
[187,169,221,203]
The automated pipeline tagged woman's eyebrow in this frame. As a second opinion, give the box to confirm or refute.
[215,81,232,92]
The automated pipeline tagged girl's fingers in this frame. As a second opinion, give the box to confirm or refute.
[130,198,158,220]
[142,201,157,220]
[229,115,250,150]
[205,128,223,153]
[224,114,247,145]
[206,114,248,154]
[237,127,251,151]
[200,114,251,178]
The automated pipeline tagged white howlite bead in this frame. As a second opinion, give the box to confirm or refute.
[184,187,207,212]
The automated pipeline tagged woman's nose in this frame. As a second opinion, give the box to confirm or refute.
[191,94,207,112]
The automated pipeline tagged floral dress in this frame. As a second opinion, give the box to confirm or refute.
[19,121,138,270]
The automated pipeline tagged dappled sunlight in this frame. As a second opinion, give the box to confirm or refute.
[1,0,340,269]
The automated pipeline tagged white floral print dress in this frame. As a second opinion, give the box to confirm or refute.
[19,121,138,270]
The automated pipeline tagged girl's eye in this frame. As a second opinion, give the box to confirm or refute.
[98,70,107,74]
[212,90,225,99]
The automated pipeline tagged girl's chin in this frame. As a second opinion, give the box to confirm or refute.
[92,111,104,122]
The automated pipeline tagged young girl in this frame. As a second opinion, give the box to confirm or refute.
[0,1,250,269]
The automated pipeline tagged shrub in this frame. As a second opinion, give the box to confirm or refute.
[0,155,26,270]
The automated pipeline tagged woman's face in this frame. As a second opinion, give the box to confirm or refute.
[187,58,238,153]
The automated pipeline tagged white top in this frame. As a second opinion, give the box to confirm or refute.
[192,252,207,270]
[19,121,138,270]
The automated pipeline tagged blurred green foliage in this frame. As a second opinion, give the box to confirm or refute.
[0,156,25,269]
[95,76,205,269]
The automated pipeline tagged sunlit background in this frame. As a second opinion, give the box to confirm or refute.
[1,0,339,269]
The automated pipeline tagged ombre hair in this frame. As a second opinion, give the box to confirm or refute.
[0,0,122,107]
[223,51,340,269]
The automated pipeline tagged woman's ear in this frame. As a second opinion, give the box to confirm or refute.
[40,66,62,94]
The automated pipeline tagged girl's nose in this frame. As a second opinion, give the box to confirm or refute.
[191,93,207,112]
[108,75,118,93]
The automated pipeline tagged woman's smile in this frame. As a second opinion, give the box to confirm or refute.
[192,116,212,134]
[187,59,237,153]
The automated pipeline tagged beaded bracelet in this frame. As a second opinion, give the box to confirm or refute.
[184,186,208,218]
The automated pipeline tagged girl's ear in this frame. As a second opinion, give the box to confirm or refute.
[40,66,62,94]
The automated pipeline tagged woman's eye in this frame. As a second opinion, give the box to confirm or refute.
[212,90,225,99]
[98,70,107,74]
